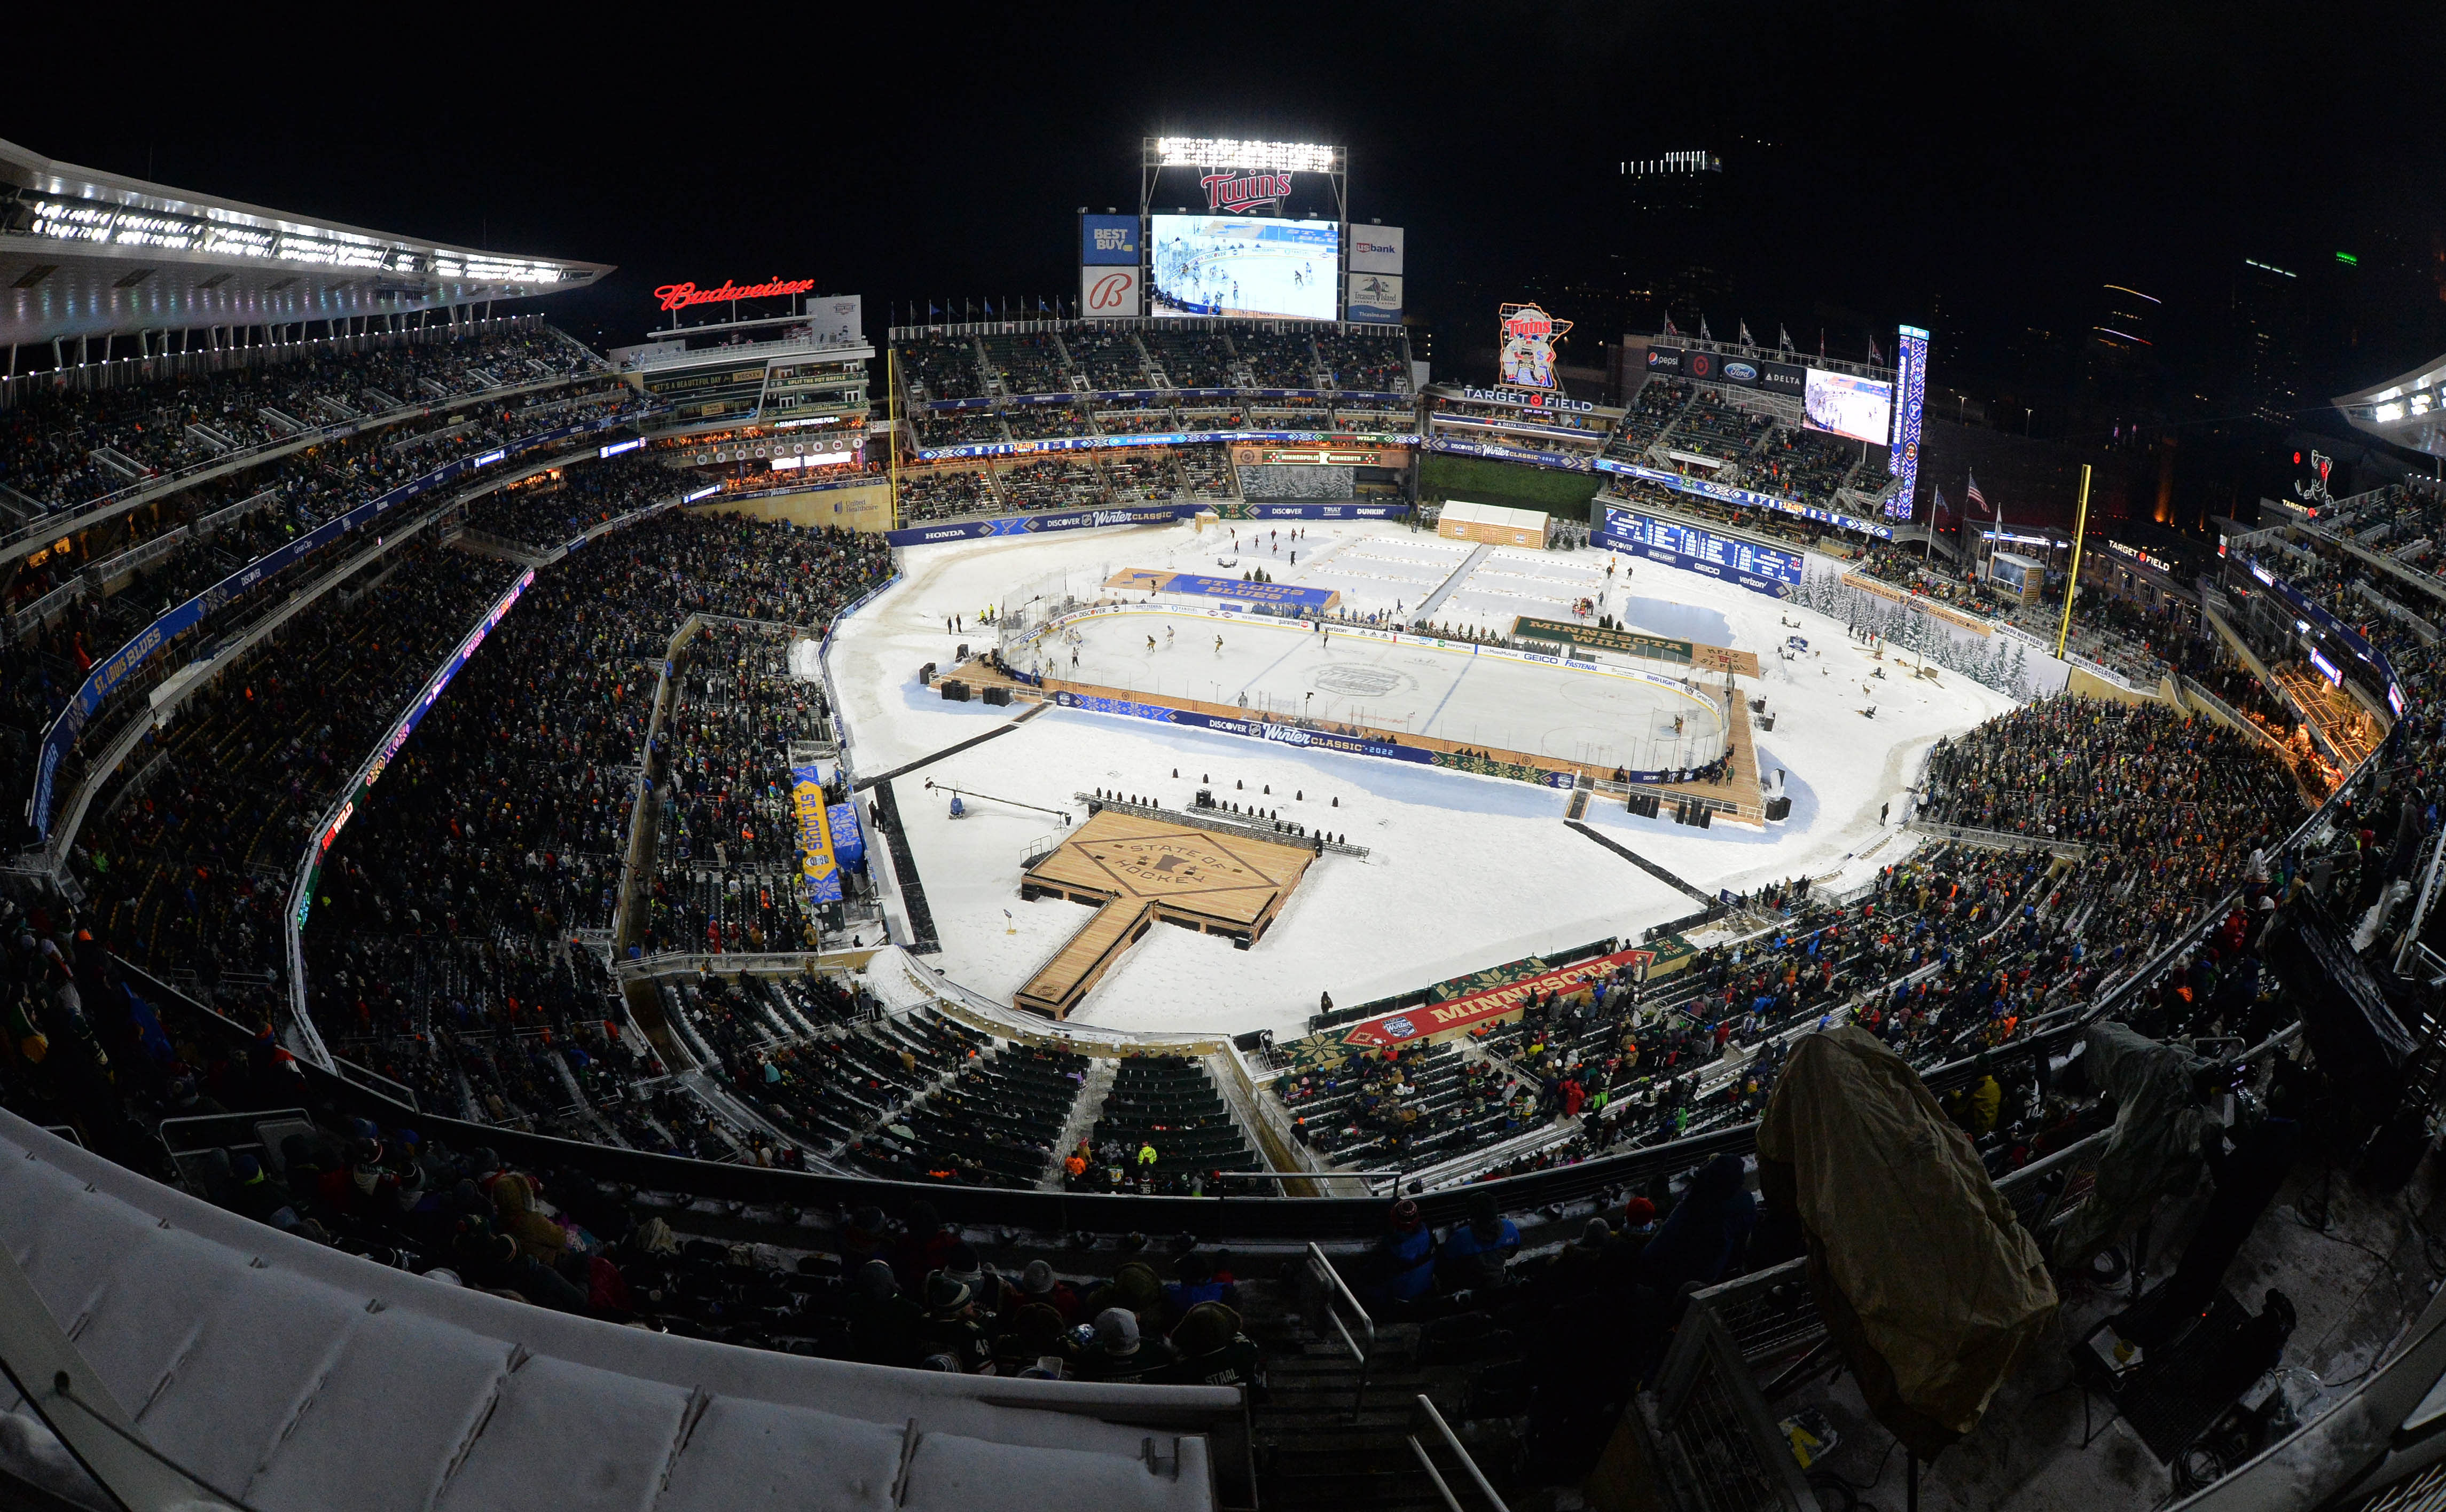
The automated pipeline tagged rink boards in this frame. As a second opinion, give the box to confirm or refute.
[966,603,1761,813]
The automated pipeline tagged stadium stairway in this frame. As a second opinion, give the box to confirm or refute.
[1042,1058,1119,1187]
[1242,1274,1528,1512]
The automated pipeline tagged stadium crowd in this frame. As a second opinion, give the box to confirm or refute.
[461,452,689,548]
[0,326,602,511]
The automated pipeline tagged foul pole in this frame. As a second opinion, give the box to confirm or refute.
[887,344,902,532]
[2053,464,2092,661]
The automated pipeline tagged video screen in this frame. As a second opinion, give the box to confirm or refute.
[1803,368,1895,446]
[1149,215,1339,321]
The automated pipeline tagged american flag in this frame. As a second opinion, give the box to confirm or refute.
[1965,471,1988,514]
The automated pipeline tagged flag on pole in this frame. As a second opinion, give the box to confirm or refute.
[1965,470,1987,514]
[1738,319,1755,346]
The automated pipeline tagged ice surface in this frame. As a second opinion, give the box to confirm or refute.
[828,520,2018,1035]
[1030,609,1725,771]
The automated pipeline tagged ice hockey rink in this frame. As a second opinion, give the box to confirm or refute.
[827,517,2021,1035]
[1024,608,1727,775]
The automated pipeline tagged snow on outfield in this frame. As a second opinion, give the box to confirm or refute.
[883,712,1691,1038]
[827,517,2018,1034]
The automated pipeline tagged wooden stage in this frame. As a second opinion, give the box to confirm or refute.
[1014,809,1316,1019]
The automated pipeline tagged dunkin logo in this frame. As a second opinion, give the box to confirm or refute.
[1200,170,1293,212]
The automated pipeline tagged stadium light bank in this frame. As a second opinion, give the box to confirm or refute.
[1150,137,1341,172]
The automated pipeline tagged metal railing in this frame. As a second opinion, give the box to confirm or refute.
[1649,1303,1818,1512]
[1408,1395,1510,1512]
[1304,1241,1376,1416]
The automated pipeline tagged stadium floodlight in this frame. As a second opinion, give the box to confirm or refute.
[1151,137,1340,172]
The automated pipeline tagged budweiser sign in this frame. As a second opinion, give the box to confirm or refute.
[653,277,817,313]
[1200,170,1293,213]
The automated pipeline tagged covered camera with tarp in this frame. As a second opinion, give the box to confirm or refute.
[1755,1027,2058,1456]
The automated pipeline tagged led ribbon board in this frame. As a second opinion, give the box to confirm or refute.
[1888,324,1929,518]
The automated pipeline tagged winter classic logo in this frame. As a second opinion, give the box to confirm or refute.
[1381,1016,1419,1040]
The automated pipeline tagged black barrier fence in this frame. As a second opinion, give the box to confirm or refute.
[1642,903,1728,942]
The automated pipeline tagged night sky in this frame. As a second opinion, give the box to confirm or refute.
[15,5,2444,421]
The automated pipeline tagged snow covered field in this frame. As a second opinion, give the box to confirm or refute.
[826,517,2018,1037]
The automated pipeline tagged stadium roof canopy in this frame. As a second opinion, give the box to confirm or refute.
[2338,355,2446,459]
[0,136,610,349]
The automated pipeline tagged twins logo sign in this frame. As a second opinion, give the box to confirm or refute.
[1498,302,1572,391]
[1080,265,1141,318]
[1201,170,1293,212]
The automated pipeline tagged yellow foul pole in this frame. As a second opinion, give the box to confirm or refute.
[2054,463,2092,661]
[887,344,901,532]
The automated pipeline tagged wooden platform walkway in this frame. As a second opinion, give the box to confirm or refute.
[1014,809,1317,1019]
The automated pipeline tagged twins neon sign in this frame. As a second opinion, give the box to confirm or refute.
[1201,171,1293,213]
[654,277,817,313]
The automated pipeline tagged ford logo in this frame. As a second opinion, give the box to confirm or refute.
[1726,361,1758,381]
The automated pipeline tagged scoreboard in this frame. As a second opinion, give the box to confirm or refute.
[1598,506,1804,588]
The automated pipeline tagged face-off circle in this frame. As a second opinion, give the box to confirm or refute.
[1311,664,1412,698]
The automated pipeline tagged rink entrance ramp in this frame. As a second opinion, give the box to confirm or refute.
[1014,809,1316,1018]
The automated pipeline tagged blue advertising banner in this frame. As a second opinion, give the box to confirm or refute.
[1079,214,1141,266]
[914,429,1421,462]
[1130,571,1340,610]
[31,412,629,838]
[1241,503,1408,521]
[885,502,1205,547]
[1598,506,1801,598]
[885,499,1412,547]
[294,567,536,930]
[1593,456,1894,540]
[1428,435,1595,471]
[825,802,866,868]
[791,762,843,905]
